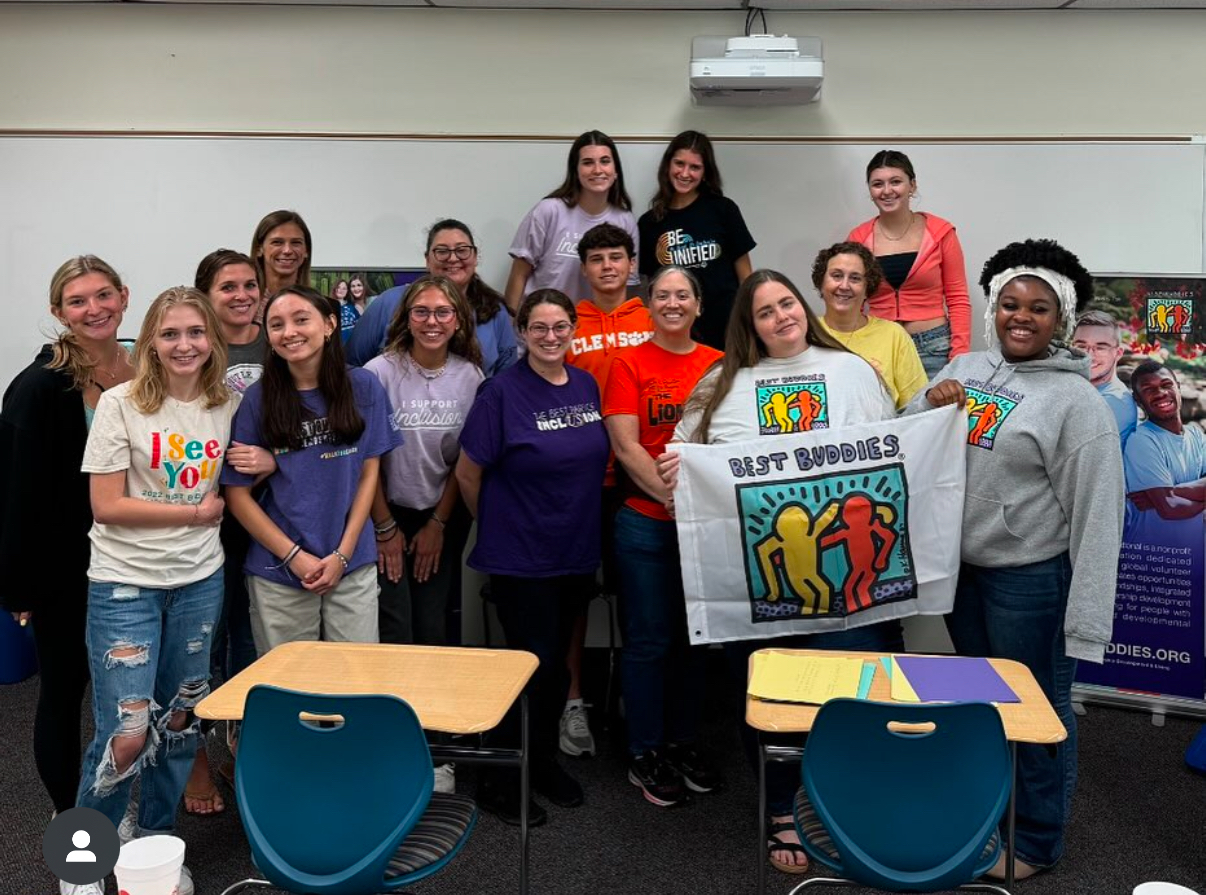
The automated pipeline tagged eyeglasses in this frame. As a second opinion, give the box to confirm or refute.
[525,322,574,338]
[409,306,456,323]
[429,245,476,262]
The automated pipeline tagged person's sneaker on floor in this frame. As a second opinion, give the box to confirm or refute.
[628,750,688,808]
[433,762,456,794]
[663,742,724,794]
[559,699,596,757]
[60,881,104,895]
[532,759,584,808]
[117,799,138,846]
[476,772,548,827]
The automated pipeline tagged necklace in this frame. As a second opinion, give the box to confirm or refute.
[408,353,447,380]
[93,350,130,382]
[878,212,916,242]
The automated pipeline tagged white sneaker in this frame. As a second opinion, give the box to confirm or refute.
[559,701,596,757]
[433,763,456,794]
[60,882,104,895]
[118,800,138,845]
[178,865,195,895]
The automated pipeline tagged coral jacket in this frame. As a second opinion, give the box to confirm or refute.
[847,212,971,358]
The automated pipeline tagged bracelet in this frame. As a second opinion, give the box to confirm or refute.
[376,528,400,544]
[269,543,301,570]
[429,514,446,529]
[373,518,398,535]
[331,550,350,570]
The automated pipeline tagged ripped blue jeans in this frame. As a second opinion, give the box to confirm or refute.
[76,569,223,834]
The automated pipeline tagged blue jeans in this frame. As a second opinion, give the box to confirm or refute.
[77,569,224,835]
[615,507,705,755]
[946,554,1077,869]
[910,322,952,379]
[725,620,905,816]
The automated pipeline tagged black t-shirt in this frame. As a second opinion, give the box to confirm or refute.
[638,192,756,350]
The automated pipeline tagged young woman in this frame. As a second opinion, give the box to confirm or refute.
[638,131,756,350]
[185,248,267,816]
[365,275,482,646]
[339,272,372,343]
[603,266,724,808]
[812,241,927,410]
[504,131,639,312]
[910,238,1123,880]
[1,257,134,826]
[250,210,312,318]
[847,150,971,378]
[222,286,400,653]
[658,270,899,874]
[75,287,259,895]
[457,289,610,826]
[347,219,517,379]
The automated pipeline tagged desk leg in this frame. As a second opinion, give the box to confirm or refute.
[757,737,767,895]
[1006,741,1017,892]
[520,694,530,895]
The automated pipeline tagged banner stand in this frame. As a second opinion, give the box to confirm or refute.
[1073,683,1206,726]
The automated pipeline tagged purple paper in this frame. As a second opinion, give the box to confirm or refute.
[894,656,1020,704]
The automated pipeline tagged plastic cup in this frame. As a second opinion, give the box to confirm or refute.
[1134,884,1202,895]
[113,836,185,895]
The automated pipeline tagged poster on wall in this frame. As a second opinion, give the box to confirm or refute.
[674,407,966,645]
[310,267,428,340]
[1074,275,1206,702]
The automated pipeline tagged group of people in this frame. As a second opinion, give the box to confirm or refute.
[0,131,1128,894]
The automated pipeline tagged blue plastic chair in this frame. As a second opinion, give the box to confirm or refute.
[789,699,1012,894]
[219,685,476,895]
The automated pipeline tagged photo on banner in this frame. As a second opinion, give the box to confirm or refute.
[674,406,966,645]
[1074,274,1206,702]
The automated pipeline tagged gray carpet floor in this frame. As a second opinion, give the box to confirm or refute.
[2,654,1204,895]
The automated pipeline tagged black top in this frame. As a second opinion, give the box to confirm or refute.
[0,345,92,613]
[638,192,756,351]
[878,252,918,292]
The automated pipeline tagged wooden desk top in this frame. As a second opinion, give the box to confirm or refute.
[745,649,1067,745]
[196,641,538,735]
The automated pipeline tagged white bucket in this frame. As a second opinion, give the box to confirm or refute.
[1133,884,1202,895]
[113,836,186,895]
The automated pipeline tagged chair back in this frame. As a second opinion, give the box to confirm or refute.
[801,698,1011,892]
[236,685,434,894]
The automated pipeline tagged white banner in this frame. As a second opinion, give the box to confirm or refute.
[675,405,967,645]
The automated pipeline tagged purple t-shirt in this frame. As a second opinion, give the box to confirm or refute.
[460,359,609,577]
[221,367,403,585]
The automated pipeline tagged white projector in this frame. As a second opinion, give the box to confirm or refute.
[689,35,823,107]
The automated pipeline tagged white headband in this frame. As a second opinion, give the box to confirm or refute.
[984,266,1079,347]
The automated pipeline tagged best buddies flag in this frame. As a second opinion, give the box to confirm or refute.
[675,405,966,645]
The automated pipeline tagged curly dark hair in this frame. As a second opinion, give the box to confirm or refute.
[978,238,1094,312]
[810,241,883,299]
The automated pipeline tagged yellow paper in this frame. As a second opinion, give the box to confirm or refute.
[890,657,921,702]
[749,652,865,704]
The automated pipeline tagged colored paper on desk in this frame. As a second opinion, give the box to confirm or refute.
[856,661,877,699]
[890,657,920,702]
[879,657,893,679]
[895,656,1020,703]
[749,653,865,703]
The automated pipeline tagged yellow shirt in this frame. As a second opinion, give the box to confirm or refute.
[819,316,928,410]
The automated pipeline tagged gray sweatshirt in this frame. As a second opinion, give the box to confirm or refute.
[905,346,1124,663]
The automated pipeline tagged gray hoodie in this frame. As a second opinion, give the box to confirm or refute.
[905,345,1124,663]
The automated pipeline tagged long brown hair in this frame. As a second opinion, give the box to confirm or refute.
[425,219,507,324]
[383,275,483,370]
[46,255,125,390]
[685,269,856,443]
[250,210,312,292]
[648,130,724,222]
[259,286,364,451]
[545,130,633,212]
[129,287,230,413]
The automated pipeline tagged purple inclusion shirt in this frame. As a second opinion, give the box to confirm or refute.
[221,367,402,585]
[460,359,609,577]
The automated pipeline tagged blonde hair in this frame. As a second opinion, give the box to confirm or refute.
[46,255,125,390]
[129,287,230,413]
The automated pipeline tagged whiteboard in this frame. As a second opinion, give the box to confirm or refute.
[1,136,1202,387]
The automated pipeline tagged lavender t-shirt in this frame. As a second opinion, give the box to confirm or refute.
[460,360,610,577]
[221,367,402,585]
[364,351,483,509]
[508,197,639,301]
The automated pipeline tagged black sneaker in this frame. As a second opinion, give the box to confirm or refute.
[477,776,548,827]
[663,742,724,794]
[628,750,687,808]
[532,759,584,808]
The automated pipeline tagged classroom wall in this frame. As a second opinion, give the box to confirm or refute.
[0,6,1203,138]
